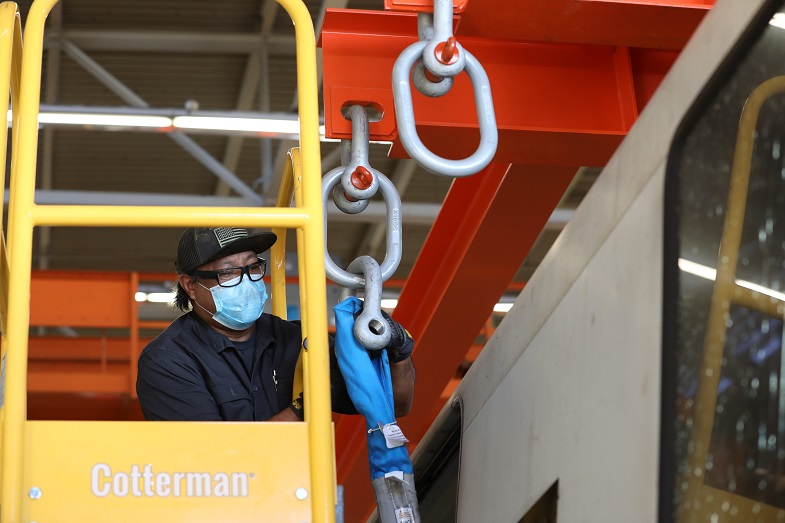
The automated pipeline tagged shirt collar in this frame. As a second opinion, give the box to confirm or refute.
[188,311,274,353]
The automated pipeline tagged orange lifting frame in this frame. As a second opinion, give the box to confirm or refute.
[0,2,336,523]
[320,0,713,518]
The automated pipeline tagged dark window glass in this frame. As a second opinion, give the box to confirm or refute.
[665,2,785,521]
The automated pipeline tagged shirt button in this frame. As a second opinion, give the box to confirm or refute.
[253,386,259,392]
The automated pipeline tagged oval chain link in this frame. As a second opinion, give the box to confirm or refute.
[322,106,402,349]
[392,0,498,177]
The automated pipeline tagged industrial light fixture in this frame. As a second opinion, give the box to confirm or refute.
[7,106,315,139]
[172,115,300,135]
[678,258,785,302]
[8,109,171,129]
[37,112,172,128]
[493,303,514,313]
[769,12,785,30]
[135,292,176,303]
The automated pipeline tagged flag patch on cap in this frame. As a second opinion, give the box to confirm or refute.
[212,227,248,248]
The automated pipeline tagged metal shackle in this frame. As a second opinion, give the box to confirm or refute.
[345,256,391,350]
[338,105,380,203]
[412,11,456,98]
[322,167,403,288]
[392,40,498,177]
[420,0,466,81]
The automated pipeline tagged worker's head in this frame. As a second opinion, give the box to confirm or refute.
[174,227,277,331]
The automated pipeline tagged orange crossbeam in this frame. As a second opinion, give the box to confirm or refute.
[28,371,128,394]
[453,0,711,49]
[336,164,576,520]
[28,337,153,362]
[320,9,681,166]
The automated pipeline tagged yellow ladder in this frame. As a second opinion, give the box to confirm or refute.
[0,1,336,521]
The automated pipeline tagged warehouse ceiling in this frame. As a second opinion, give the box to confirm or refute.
[9,0,597,312]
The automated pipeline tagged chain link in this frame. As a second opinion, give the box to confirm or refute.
[392,0,498,177]
[323,106,402,349]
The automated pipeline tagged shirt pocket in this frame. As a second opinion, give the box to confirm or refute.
[209,384,252,421]
[275,374,295,409]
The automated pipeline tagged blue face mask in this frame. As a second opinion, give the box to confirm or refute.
[196,276,268,330]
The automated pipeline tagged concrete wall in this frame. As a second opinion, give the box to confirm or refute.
[443,1,770,521]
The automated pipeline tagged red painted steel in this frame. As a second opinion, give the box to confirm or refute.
[320,10,680,166]
[30,270,134,327]
[338,164,576,521]
[385,0,468,13]
[458,0,711,49]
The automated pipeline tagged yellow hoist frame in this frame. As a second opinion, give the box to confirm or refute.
[0,1,337,522]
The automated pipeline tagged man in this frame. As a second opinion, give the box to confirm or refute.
[136,226,416,421]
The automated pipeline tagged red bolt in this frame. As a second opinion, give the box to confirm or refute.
[350,166,374,190]
[435,36,459,65]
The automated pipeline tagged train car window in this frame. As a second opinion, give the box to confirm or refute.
[664,1,785,521]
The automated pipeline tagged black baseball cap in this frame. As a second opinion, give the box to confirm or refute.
[175,227,277,274]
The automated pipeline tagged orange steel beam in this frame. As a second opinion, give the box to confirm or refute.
[390,0,712,49]
[27,371,128,394]
[30,270,134,327]
[336,163,576,520]
[28,337,154,362]
[320,9,680,166]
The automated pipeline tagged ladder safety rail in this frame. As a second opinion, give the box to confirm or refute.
[272,148,310,422]
[392,0,498,177]
[678,76,785,522]
[0,1,22,338]
[1,0,336,522]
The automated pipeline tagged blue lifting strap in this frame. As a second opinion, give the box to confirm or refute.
[333,296,413,479]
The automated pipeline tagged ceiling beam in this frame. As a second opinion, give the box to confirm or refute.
[215,0,279,197]
[45,31,295,56]
[38,2,62,272]
[214,53,261,196]
[267,0,351,204]
[60,40,264,205]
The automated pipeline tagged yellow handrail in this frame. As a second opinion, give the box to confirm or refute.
[0,0,21,337]
[271,149,309,416]
[0,0,22,509]
[0,0,335,521]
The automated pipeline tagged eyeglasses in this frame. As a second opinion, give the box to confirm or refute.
[191,257,267,288]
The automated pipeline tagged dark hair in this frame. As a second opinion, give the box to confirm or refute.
[172,279,193,312]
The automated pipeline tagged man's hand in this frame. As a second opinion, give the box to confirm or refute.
[381,310,414,363]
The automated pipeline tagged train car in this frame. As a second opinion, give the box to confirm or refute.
[406,0,785,521]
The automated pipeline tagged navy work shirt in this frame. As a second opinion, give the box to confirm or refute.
[136,311,356,421]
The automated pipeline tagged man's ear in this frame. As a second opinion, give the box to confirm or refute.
[179,274,197,300]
